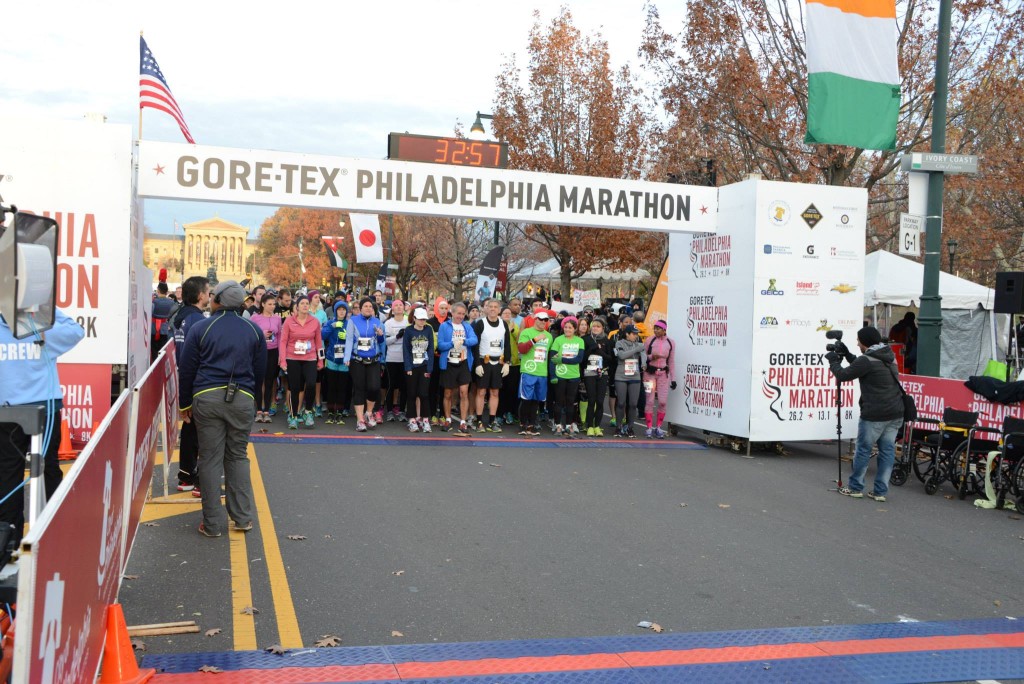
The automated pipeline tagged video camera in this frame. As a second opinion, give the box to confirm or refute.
[825,329,848,356]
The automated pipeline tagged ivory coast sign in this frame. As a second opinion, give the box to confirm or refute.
[138,141,718,234]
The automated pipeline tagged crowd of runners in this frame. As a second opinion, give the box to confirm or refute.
[157,278,677,447]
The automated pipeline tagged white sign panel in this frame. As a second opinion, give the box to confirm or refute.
[0,118,133,365]
[899,213,923,256]
[137,141,718,234]
[667,179,866,442]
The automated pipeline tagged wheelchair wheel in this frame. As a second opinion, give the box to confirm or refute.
[890,465,909,487]
[952,442,973,500]
[912,445,936,483]
[924,477,940,495]
[1017,496,1024,515]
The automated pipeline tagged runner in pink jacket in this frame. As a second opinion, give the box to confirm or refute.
[643,320,676,439]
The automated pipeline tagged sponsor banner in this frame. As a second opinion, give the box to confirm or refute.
[901,374,1024,430]
[682,363,727,418]
[138,141,718,234]
[688,234,732,278]
[57,364,113,447]
[1,117,133,365]
[125,354,167,554]
[15,391,131,684]
[754,348,859,439]
[685,294,729,347]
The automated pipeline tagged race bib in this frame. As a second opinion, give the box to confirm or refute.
[448,348,464,363]
[413,349,426,365]
[333,343,345,358]
[488,339,502,363]
[586,355,603,372]
[294,340,310,355]
[624,358,638,376]
[643,380,656,394]
[357,337,373,352]
[561,343,579,361]
[533,346,548,363]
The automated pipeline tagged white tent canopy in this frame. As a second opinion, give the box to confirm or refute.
[522,258,651,282]
[864,250,995,310]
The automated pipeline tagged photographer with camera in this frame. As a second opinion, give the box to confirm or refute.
[825,326,905,502]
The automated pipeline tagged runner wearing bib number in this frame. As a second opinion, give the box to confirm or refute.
[349,298,386,432]
[516,310,553,436]
[497,307,521,427]
[642,320,676,439]
[278,295,324,429]
[403,308,435,432]
[437,303,478,433]
[582,317,614,437]
[321,300,353,425]
[471,299,511,433]
[549,317,584,437]
[612,324,646,439]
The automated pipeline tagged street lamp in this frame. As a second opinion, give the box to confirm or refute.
[470,111,500,245]
[947,238,958,274]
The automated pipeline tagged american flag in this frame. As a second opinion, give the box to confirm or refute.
[139,36,195,143]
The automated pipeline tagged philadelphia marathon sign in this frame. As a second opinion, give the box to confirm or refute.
[138,142,718,234]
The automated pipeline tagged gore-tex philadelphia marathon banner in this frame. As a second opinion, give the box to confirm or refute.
[138,142,718,234]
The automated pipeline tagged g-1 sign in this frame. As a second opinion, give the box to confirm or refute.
[899,213,923,256]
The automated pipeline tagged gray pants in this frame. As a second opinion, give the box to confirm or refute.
[615,380,641,429]
[194,390,255,535]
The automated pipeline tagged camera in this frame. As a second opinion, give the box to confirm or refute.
[825,329,847,355]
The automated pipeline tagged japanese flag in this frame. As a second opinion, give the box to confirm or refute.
[349,213,384,263]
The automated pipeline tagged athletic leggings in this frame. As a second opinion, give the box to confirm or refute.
[386,361,405,411]
[405,366,431,419]
[614,380,641,429]
[643,369,670,421]
[553,378,580,426]
[498,365,521,417]
[583,374,608,428]
[428,357,442,418]
[350,360,382,406]
[258,349,280,411]
[323,368,352,412]
[286,359,318,415]
[519,400,540,429]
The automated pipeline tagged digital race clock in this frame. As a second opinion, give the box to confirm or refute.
[387,133,509,169]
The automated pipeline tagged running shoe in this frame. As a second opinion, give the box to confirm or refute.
[192,487,202,498]
[595,427,604,437]
[325,412,335,425]
[505,412,515,424]
[176,481,195,492]
[459,421,469,433]
[198,523,221,538]
[569,423,580,437]
[375,410,385,424]
[655,427,666,439]
[398,411,407,422]
[356,420,368,432]
[342,409,351,418]
[234,521,253,532]
[609,418,617,428]
[408,419,420,432]
[866,491,887,502]
[367,414,378,429]
[476,421,487,433]
[554,424,564,436]
[627,428,637,439]
[586,427,595,437]
[527,427,541,436]
[314,404,323,418]
[488,423,502,433]
[518,427,530,435]
[386,410,396,422]
[288,415,298,430]
[268,405,277,417]
[421,419,432,433]
[645,427,654,439]
[838,486,863,498]
[304,410,315,428]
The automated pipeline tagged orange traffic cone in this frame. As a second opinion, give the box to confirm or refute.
[57,419,76,460]
[98,604,155,684]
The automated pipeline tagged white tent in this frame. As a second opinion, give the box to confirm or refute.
[864,250,995,310]
[863,250,1006,379]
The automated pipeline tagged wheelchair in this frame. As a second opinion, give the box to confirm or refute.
[987,416,1024,513]
[891,408,977,493]
[948,420,1004,499]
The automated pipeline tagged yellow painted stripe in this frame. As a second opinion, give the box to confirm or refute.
[249,443,303,648]
[806,0,894,18]
[230,520,258,650]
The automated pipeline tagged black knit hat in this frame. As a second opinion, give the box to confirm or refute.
[857,326,883,347]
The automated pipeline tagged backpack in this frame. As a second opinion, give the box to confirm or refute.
[152,299,178,341]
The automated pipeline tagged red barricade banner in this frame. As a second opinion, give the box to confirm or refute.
[161,341,180,457]
[57,363,113,447]
[124,355,167,552]
[15,391,131,684]
[899,374,1024,429]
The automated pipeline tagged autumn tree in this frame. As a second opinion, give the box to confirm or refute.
[641,0,1024,281]
[493,7,662,296]
[417,217,494,301]
[257,208,347,290]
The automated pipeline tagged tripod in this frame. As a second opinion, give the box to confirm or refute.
[830,371,845,491]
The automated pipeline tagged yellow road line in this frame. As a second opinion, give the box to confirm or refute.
[230,521,258,650]
[249,443,303,648]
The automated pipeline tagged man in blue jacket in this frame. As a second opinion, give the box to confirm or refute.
[0,309,85,542]
[437,302,478,434]
[178,281,267,538]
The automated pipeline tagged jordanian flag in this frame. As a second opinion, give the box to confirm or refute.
[804,0,900,151]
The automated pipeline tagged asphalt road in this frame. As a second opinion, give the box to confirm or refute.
[120,418,1024,656]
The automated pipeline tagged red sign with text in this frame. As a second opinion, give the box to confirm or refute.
[17,392,130,684]
[57,363,112,447]
[899,374,1024,429]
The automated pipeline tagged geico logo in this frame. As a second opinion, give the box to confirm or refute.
[760,290,785,295]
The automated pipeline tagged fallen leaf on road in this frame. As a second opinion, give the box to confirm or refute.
[995,600,1002,607]
[944,495,954,500]
[143,522,160,527]
[287,535,307,541]
[489,463,502,468]
[315,634,341,647]
[205,628,222,637]
[131,639,146,651]
[324,534,333,539]
[198,664,223,673]
[391,630,404,637]
[240,606,259,615]
[392,570,405,576]
[651,623,664,633]
[679,503,688,507]
[122,574,139,580]
[265,644,286,655]
[718,504,730,509]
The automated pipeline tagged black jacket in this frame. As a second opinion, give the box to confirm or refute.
[178,310,267,409]
[829,345,904,421]
[582,333,615,375]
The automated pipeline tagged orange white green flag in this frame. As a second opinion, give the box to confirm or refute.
[804,0,900,151]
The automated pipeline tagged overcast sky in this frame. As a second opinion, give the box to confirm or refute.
[2,1,685,236]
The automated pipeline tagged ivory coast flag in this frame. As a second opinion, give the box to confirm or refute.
[805,0,900,151]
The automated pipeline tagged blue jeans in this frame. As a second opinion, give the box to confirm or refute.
[849,417,903,496]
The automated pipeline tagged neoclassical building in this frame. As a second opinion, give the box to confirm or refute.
[145,216,261,285]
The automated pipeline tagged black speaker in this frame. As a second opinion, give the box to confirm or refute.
[995,272,1024,314]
